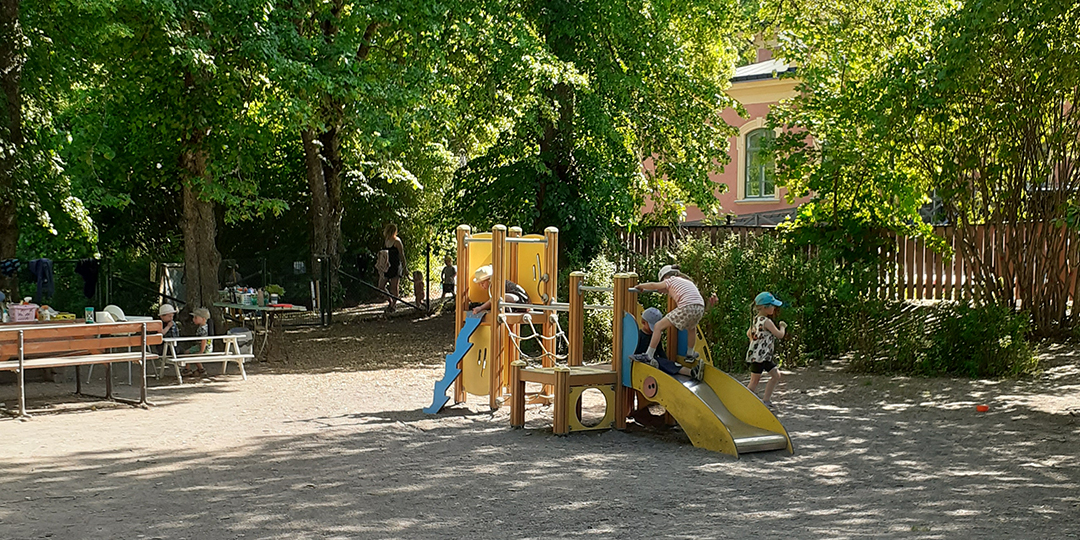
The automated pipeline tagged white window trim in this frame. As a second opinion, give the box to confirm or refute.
[736,119,783,202]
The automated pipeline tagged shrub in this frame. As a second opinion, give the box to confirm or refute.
[924,302,1036,377]
[635,232,866,372]
[582,254,617,363]
[849,300,1037,378]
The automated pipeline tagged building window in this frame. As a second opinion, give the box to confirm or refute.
[745,128,775,199]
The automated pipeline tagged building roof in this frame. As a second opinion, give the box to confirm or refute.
[731,59,794,83]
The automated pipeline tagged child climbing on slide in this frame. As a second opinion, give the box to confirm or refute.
[746,292,787,408]
[636,307,699,379]
[629,265,706,381]
[469,265,529,315]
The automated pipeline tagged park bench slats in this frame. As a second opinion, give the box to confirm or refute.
[1,321,163,418]
[0,321,162,342]
[0,334,163,360]
[0,351,154,371]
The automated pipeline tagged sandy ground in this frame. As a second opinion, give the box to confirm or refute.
[2,306,1079,539]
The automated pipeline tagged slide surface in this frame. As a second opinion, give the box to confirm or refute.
[622,314,792,457]
[424,314,484,414]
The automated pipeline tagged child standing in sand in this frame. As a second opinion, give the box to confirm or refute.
[746,292,787,408]
[629,265,706,381]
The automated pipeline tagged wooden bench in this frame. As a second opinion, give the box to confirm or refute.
[162,335,253,384]
[0,321,163,418]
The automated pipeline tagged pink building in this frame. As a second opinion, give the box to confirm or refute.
[656,52,809,226]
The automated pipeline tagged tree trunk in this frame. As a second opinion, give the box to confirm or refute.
[302,123,343,300]
[180,132,223,334]
[536,80,575,252]
[0,0,22,299]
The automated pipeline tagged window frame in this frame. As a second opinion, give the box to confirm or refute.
[744,128,776,200]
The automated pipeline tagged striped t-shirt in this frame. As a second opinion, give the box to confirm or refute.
[666,276,704,307]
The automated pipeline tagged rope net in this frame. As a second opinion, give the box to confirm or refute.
[498,311,570,365]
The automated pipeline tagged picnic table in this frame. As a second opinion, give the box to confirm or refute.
[212,302,307,356]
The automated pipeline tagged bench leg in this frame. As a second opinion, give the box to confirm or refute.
[238,358,247,381]
[75,365,83,395]
[105,363,114,399]
[174,362,184,385]
[140,360,148,406]
[18,367,29,419]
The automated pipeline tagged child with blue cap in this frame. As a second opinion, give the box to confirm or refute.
[746,292,787,408]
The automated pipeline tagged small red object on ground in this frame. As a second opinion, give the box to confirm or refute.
[976,405,989,412]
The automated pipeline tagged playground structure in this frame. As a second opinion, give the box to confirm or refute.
[426,224,793,457]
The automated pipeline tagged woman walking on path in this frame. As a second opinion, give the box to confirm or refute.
[378,224,406,314]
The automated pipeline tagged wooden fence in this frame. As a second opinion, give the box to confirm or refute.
[619,224,1079,304]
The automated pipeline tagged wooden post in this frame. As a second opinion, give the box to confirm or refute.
[666,295,678,360]
[553,365,571,435]
[568,271,585,366]
[489,225,507,409]
[454,225,470,404]
[544,227,559,305]
[541,228,559,399]
[506,227,522,391]
[612,273,628,430]
[510,360,526,428]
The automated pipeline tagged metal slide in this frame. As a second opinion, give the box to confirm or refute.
[631,361,792,456]
[623,313,791,457]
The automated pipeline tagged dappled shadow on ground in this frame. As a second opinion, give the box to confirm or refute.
[0,370,246,419]
[2,376,1078,540]
[259,305,456,375]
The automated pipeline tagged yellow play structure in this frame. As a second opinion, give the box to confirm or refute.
[425,224,793,458]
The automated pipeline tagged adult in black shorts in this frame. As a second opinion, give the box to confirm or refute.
[380,224,406,313]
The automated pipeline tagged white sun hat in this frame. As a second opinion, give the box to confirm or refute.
[473,265,494,283]
[158,304,177,316]
[658,265,678,281]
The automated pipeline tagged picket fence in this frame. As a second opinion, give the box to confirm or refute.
[617,224,1079,304]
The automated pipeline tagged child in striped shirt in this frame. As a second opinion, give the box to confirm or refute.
[629,265,706,380]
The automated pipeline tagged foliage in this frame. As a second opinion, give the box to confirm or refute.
[850,300,1036,378]
[764,0,1080,335]
[761,0,952,262]
[581,253,617,363]
[634,232,867,372]
[886,0,1080,335]
[448,0,743,259]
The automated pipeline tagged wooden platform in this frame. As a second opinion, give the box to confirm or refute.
[518,364,617,386]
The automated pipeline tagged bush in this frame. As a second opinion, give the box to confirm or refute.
[581,254,617,363]
[593,230,1037,379]
[850,300,1036,378]
[636,232,865,372]
[924,302,1036,377]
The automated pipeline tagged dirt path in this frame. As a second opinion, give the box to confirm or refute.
[2,311,1078,539]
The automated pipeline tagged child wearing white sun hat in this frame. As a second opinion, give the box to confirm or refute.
[629,264,706,381]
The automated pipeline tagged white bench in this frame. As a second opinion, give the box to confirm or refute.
[161,335,253,384]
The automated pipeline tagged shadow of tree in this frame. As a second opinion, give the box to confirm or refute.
[1,373,1078,539]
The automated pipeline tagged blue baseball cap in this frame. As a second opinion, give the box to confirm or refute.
[754,292,783,307]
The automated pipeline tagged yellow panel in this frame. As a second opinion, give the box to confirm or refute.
[695,326,711,363]
[631,362,739,456]
[461,321,491,395]
[467,233,493,304]
[566,384,616,432]
[701,366,793,454]
[515,234,548,303]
